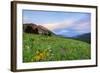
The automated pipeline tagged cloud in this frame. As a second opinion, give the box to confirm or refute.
[54,29,69,34]
[41,16,90,37]
[42,17,90,31]
[42,18,77,31]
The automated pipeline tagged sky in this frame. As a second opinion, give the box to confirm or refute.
[23,10,91,37]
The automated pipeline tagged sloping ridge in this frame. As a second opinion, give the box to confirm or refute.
[23,23,55,36]
[75,33,91,43]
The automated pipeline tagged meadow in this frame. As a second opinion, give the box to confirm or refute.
[23,33,91,62]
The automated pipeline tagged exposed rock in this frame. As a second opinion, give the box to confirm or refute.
[23,23,54,36]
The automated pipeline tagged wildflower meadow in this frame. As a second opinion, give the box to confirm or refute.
[23,33,91,62]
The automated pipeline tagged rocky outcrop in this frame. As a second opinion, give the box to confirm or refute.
[23,23,54,36]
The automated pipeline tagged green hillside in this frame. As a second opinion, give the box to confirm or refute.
[23,33,91,62]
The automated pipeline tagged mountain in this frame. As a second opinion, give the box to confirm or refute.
[75,33,91,44]
[23,23,55,36]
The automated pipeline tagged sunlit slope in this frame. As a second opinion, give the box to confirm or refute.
[23,33,91,62]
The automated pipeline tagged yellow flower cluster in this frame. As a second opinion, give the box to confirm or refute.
[34,51,46,61]
[33,48,53,61]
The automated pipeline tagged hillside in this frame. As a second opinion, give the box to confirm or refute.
[23,33,91,62]
[75,33,91,43]
[23,23,55,36]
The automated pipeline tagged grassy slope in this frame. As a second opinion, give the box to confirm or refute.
[23,33,91,62]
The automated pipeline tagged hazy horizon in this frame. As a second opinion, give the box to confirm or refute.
[23,10,91,37]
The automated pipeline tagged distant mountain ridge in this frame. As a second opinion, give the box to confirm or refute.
[75,33,91,43]
[76,33,91,38]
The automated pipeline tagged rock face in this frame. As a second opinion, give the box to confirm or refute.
[23,23,54,36]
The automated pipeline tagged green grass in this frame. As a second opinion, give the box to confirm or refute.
[23,33,91,62]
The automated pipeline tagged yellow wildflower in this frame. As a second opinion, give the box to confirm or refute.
[34,55,41,61]
[33,48,54,61]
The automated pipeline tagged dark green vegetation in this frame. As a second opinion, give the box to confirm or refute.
[75,33,91,44]
[55,33,91,44]
[23,33,91,62]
